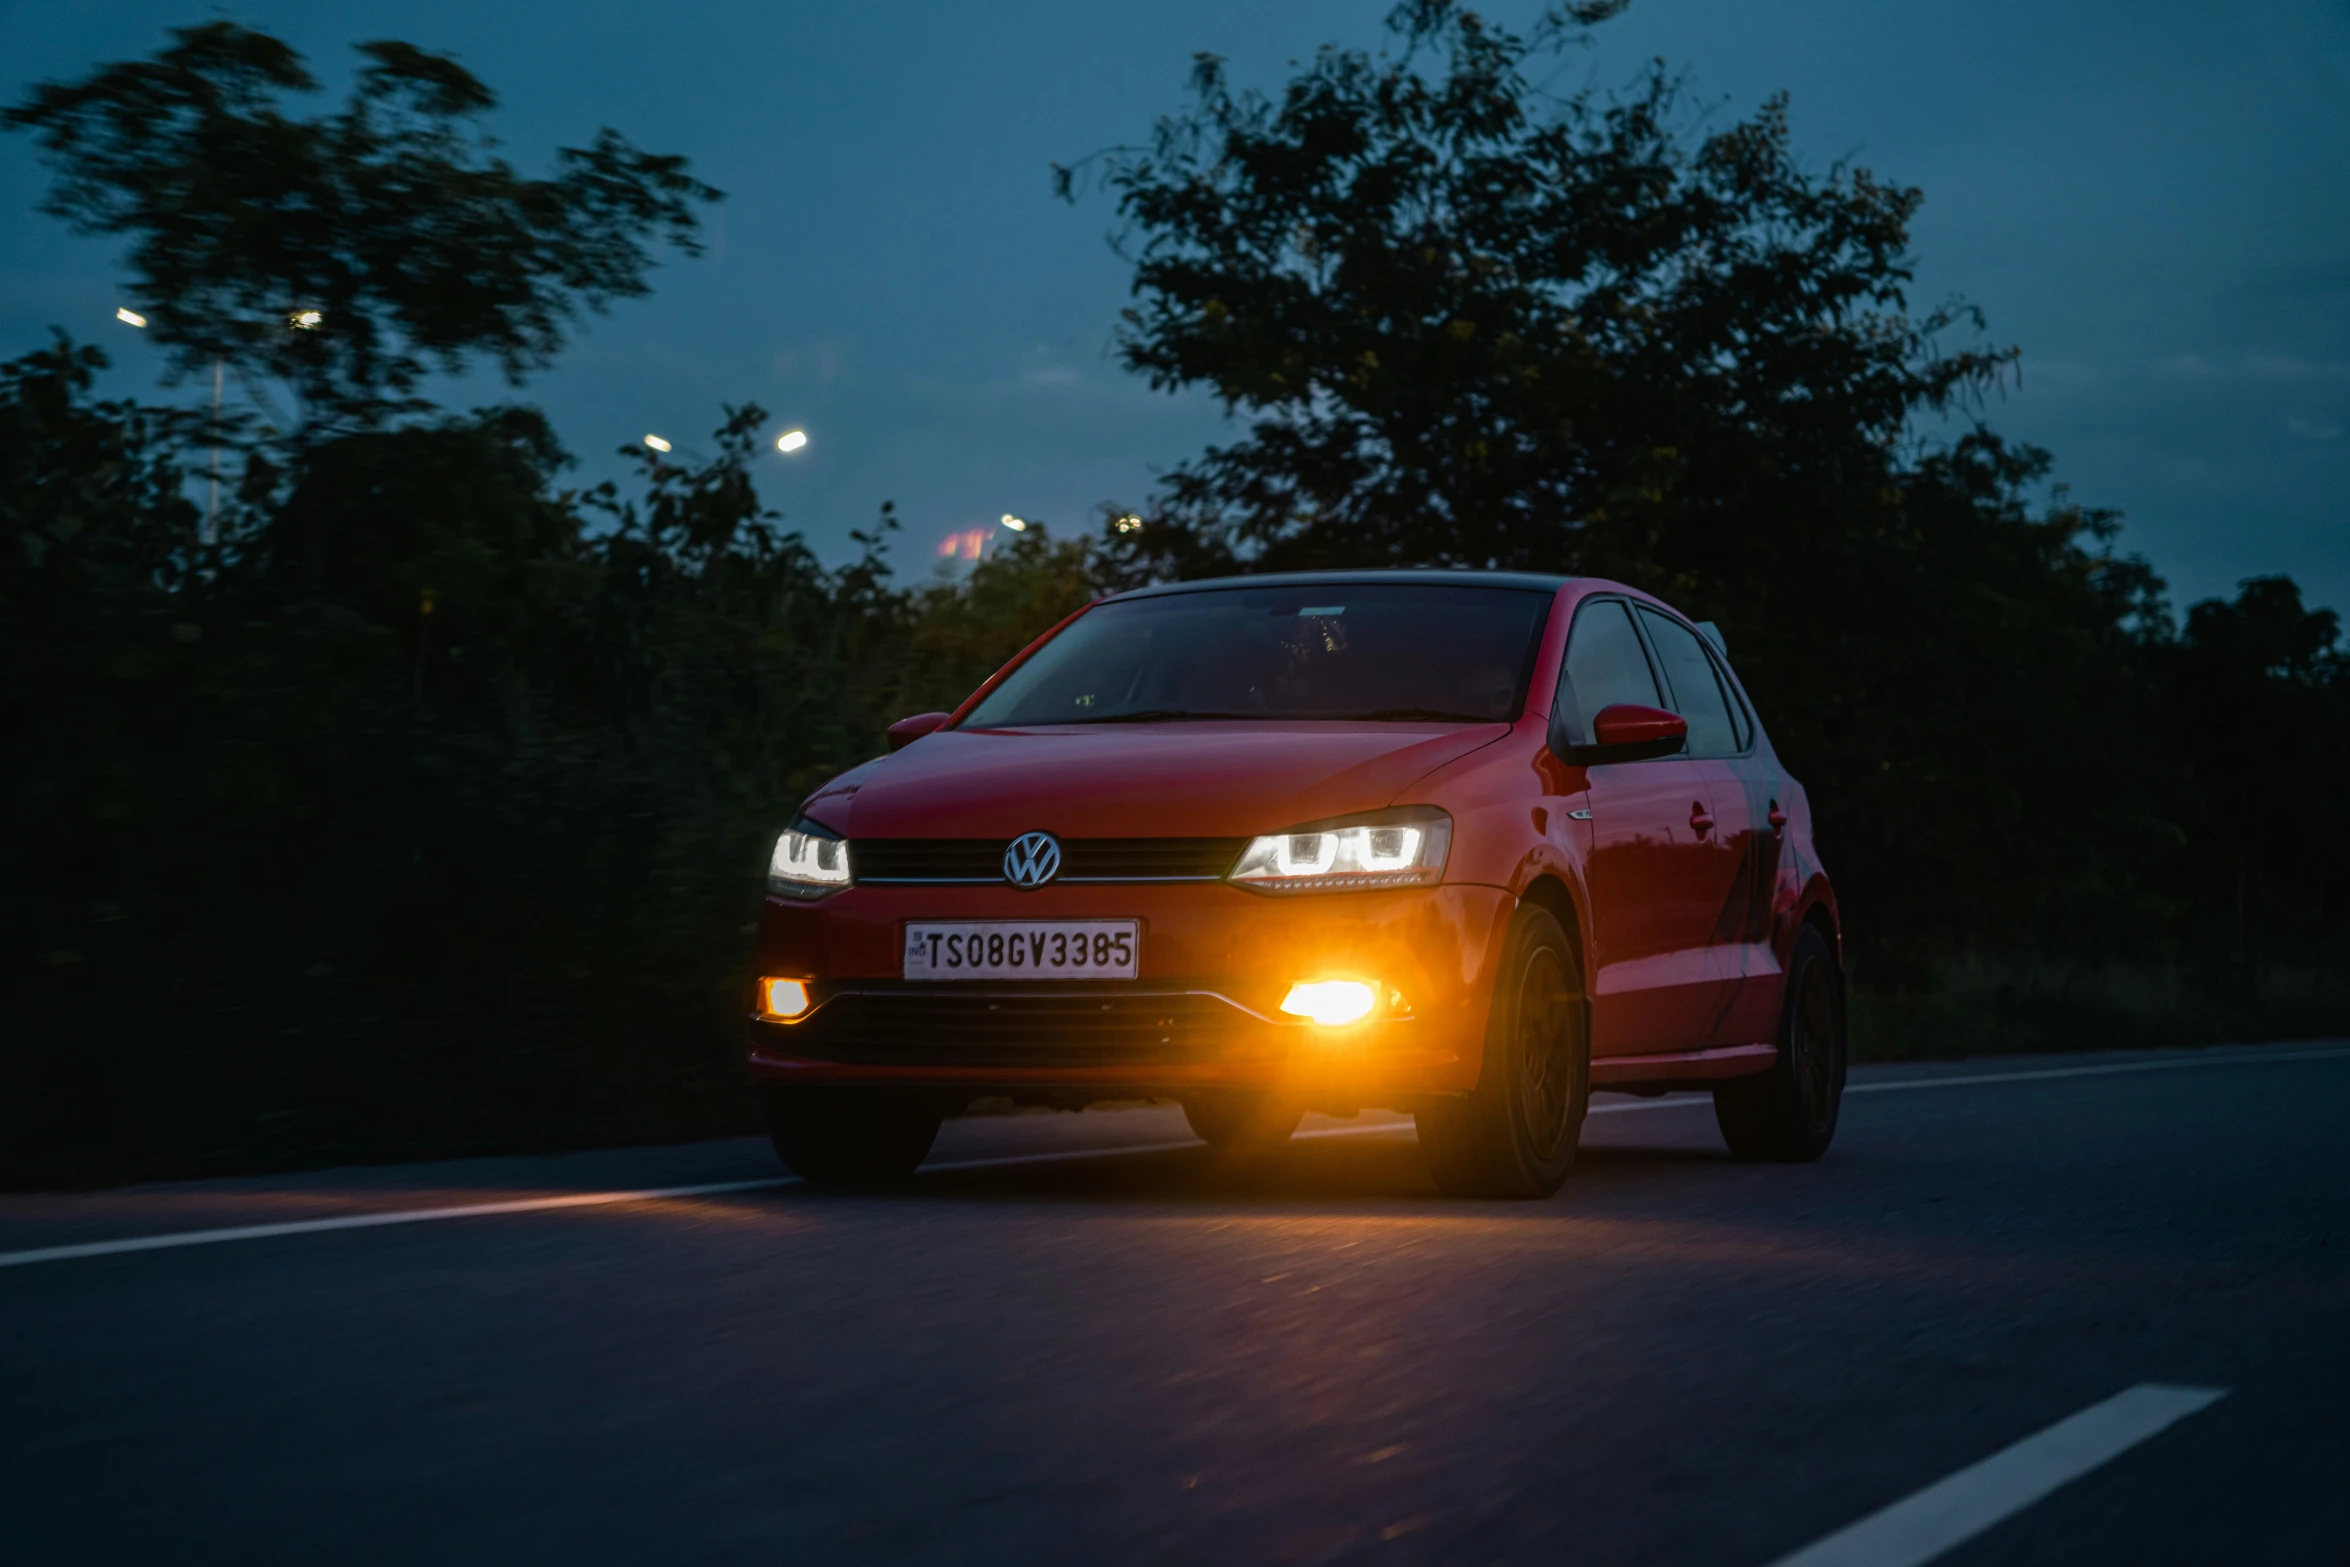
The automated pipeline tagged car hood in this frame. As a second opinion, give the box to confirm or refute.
[809,721,1510,839]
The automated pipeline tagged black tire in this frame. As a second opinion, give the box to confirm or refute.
[1182,1092,1303,1152]
[1415,905,1590,1199]
[1713,923,1845,1162]
[762,1089,943,1183]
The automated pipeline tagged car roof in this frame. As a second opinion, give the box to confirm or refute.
[1102,569,1576,602]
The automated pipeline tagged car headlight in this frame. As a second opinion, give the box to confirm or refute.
[768,817,852,899]
[1228,808,1452,894]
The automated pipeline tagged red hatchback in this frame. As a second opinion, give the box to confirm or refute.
[748,571,1844,1197]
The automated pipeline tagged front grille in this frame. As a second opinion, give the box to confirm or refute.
[783,987,1287,1068]
[852,837,1247,883]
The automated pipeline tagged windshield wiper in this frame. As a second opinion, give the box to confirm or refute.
[1058,709,1259,725]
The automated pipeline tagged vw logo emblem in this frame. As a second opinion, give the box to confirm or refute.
[1002,831,1062,889]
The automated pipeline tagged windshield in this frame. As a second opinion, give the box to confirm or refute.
[960,583,1555,727]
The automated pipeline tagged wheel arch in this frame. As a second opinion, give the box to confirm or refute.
[1515,872,1589,994]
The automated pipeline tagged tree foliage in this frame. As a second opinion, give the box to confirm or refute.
[1068,0,2192,967]
[1067,0,2004,577]
[4,22,718,431]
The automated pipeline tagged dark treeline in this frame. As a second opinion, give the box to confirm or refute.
[6,7,2349,1184]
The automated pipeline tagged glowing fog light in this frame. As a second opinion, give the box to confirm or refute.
[1281,980,1377,1027]
[758,977,812,1020]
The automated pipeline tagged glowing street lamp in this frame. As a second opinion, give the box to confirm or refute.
[288,309,324,330]
[776,429,808,454]
[1000,513,1029,532]
[1113,513,1143,534]
[644,434,672,453]
[115,307,147,328]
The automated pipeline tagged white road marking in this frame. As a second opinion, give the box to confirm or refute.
[1842,1042,2350,1096]
[0,1180,798,1270]
[1764,1382,2229,1567]
[0,1043,2342,1272]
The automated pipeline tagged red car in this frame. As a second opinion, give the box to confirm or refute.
[748,571,1844,1197]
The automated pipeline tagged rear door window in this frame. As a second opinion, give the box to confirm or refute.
[1636,607,1743,758]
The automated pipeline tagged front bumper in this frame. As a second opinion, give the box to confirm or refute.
[746,881,1514,1102]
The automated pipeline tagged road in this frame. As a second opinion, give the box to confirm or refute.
[2,1044,2346,1566]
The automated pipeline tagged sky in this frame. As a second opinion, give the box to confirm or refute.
[5,0,2348,615]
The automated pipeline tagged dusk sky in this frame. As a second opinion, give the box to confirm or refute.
[6,0,2347,615]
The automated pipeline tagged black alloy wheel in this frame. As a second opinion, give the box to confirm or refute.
[1416,904,1589,1199]
[762,1088,944,1183]
[1713,922,1846,1162]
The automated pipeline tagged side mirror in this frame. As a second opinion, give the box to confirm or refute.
[886,711,951,752]
[1568,703,1687,765]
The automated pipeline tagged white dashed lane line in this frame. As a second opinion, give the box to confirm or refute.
[1,1044,2344,1272]
[1765,1382,2231,1567]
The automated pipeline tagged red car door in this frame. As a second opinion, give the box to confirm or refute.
[1634,606,1766,1049]
[1556,598,1729,1057]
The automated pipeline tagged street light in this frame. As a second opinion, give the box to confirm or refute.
[644,434,672,453]
[288,309,323,330]
[1000,513,1029,532]
[113,307,225,544]
[776,429,808,454]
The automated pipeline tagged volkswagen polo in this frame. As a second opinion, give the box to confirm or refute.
[747,571,1844,1197]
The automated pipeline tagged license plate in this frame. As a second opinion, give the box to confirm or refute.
[902,920,1139,980]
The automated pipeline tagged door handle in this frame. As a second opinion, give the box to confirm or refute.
[1767,800,1787,834]
[1690,803,1714,835]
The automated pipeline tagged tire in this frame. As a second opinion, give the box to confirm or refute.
[761,1089,943,1183]
[1182,1092,1303,1152]
[1415,905,1590,1199]
[1713,923,1845,1162]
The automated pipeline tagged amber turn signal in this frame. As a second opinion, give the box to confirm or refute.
[758,977,813,1020]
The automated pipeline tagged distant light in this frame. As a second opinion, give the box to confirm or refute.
[288,309,323,330]
[115,307,148,328]
[644,434,672,453]
[1114,513,1143,534]
[1000,513,1029,532]
[776,429,808,454]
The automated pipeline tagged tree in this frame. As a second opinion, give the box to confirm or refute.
[5,22,719,435]
[1064,0,2007,584]
[1066,0,2176,967]
[2168,578,2350,978]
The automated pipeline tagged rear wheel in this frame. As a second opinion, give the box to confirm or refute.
[1713,923,1845,1161]
[1415,905,1589,1199]
[761,1089,943,1183]
[1181,1092,1302,1152]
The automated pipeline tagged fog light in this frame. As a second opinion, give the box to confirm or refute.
[1280,980,1377,1027]
[758,977,812,1020]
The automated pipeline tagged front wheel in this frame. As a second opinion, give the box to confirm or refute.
[1713,923,1845,1161]
[1415,905,1589,1199]
[762,1089,943,1183]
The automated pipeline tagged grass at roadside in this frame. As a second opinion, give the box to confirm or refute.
[1850,956,2350,1062]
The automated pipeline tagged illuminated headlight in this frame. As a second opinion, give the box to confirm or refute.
[768,818,852,899]
[1228,809,1452,893]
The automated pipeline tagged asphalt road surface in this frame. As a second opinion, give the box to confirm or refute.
[3,1043,2346,1566]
